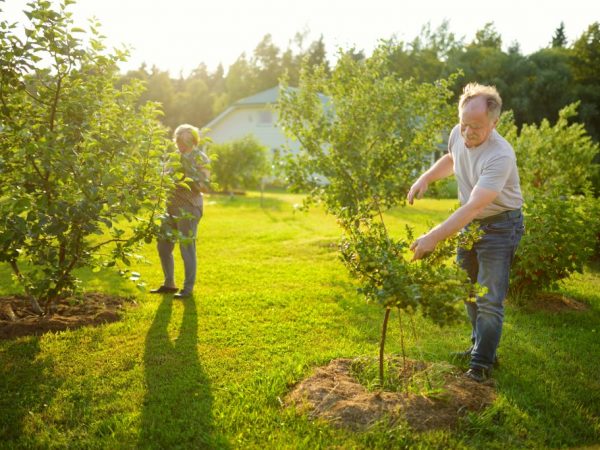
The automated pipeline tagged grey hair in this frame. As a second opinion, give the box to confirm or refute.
[459,83,502,121]
[173,124,200,148]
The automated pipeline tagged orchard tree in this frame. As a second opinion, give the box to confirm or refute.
[278,45,480,385]
[0,0,172,313]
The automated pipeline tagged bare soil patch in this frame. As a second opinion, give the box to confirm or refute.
[286,358,496,431]
[527,293,589,313]
[0,293,135,339]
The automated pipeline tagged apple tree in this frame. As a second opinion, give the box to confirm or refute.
[0,0,172,313]
[278,44,480,384]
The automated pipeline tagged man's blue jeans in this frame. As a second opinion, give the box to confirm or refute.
[457,211,524,370]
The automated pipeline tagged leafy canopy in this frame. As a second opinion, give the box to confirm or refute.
[278,44,477,324]
[0,0,172,310]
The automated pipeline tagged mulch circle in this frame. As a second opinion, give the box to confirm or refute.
[0,293,135,340]
[286,358,496,432]
[526,293,589,313]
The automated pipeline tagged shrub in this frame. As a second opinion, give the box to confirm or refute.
[0,1,171,313]
[497,105,600,298]
[510,193,599,298]
[209,135,270,194]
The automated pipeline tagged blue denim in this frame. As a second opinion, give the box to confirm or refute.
[457,212,524,370]
[157,203,203,294]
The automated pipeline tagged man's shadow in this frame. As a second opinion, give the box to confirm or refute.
[140,297,225,448]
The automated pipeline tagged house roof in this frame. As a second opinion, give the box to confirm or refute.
[203,85,329,132]
[234,86,282,106]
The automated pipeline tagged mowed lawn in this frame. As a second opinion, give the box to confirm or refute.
[1,192,599,449]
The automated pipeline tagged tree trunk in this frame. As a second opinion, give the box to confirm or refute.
[10,260,44,315]
[379,307,391,387]
[29,295,43,316]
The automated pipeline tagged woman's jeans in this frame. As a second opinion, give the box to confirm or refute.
[157,203,203,294]
[457,211,524,370]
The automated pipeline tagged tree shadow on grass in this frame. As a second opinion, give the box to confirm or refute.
[139,297,228,449]
[0,338,60,445]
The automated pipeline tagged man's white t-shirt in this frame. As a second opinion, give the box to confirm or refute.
[448,124,523,219]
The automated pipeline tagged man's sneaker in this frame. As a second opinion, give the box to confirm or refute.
[465,367,490,383]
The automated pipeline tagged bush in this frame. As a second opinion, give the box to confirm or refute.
[497,105,600,298]
[0,1,170,313]
[510,193,599,298]
[209,135,270,194]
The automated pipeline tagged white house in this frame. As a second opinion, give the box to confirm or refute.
[202,86,301,155]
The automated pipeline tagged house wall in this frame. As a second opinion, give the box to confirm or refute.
[205,105,301,154]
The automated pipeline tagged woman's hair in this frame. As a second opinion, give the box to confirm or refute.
[459,83,502,121]
[173,124,200,148]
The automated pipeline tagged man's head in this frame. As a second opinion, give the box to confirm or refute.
[173,124,200,154]
[458,83,502,148]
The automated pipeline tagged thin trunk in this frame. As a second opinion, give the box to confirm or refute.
[379,307,391,387]
[9,260,43,315]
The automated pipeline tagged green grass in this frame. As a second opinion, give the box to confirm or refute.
[1,192,599,449]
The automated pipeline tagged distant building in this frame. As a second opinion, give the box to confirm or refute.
[203,86,327,156]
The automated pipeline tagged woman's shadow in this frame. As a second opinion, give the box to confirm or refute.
[140,296,226,448]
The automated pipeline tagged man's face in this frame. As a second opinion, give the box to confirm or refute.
[459,97,497,148]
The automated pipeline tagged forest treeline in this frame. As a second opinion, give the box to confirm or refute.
[119,21,600,142]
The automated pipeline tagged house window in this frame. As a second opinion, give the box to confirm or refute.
[257,110,272,125]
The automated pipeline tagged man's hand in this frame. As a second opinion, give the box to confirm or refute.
[407,177,428,205]
[410,233,438,261]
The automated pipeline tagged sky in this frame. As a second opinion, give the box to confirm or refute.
[2,0,599,76]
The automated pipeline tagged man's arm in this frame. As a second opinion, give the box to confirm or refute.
[407,153,454,205]
[410,185,498,260]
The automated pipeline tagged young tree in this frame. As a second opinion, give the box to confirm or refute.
[278,45,479,384]
[0,0,171,313]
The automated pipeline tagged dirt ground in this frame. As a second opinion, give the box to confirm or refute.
[0,293,134,339]
[285,293,588,432]
[524,292,589,312]
[286,358,497,431]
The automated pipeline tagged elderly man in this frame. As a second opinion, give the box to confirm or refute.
[407,83,524,382]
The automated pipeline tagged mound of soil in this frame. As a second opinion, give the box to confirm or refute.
[527,293,589,313]
[0,293,135,339]
[286,358,496,431]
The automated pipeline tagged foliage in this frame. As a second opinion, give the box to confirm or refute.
[209,135,270,194]
[339,223,481,326]
[496,105,600,297]
[0,0,171,311]
[509,193,599,298]
[278,43,482,385]
[114,21,600,196]
[571,22,600,142]
[279,45,457,223]
[500,103,599,195]
[552,22,568,48]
